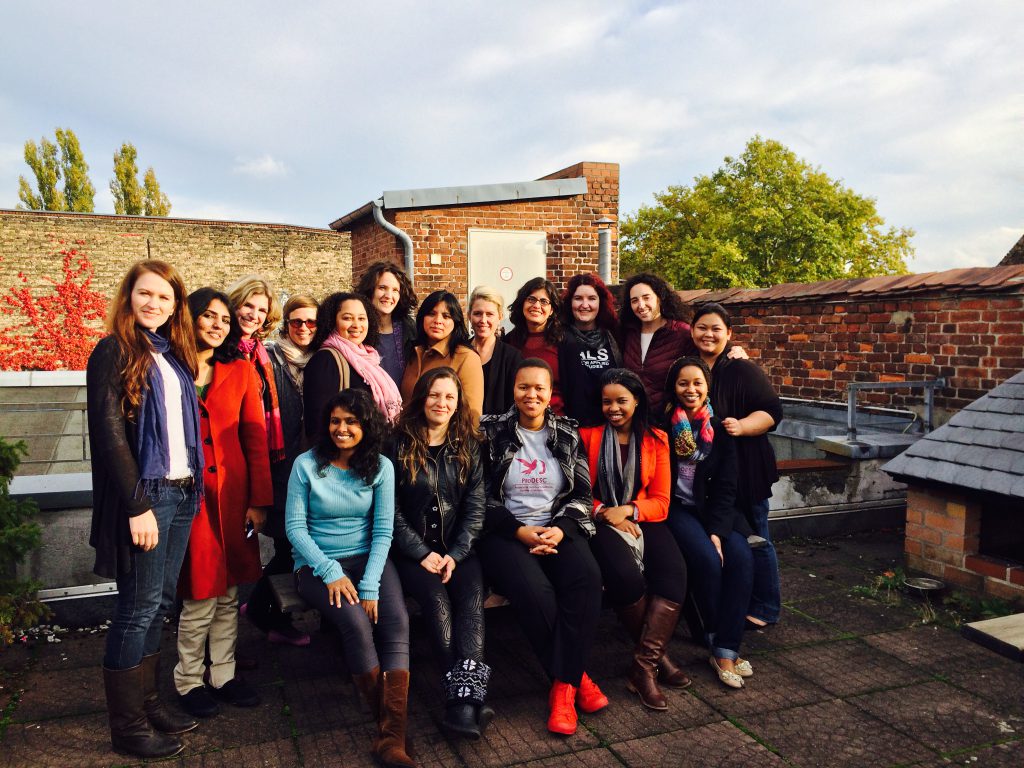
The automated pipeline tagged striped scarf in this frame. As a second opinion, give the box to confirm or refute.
[239,337,286,462]
[670,402,714,463]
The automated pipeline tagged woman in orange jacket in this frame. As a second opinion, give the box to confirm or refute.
[579,368,689,711]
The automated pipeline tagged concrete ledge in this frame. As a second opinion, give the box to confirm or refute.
[962,613,1024,662]
[816,433,920,459]
[0,370,86,387]
[10,472,92,510]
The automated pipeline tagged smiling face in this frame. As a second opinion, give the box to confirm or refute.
[195,298,232,351]
[130,270,176,331]
[601,382,637,433]
[691,311,732,359]
[335,299,369,344]
[372,270,402,318]
[523,288,553,331]
[236,292,269,339]
[571,285,600,329]
[629,283,660,325]
[286,306,317,348]
[423,375,459,430]
[470,299,500,341]
[423,302,455,344]
[675,365,710,414]
[329,406,363,454]
[514,365,551,422]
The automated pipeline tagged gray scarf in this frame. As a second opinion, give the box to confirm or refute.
[597,425,644,571]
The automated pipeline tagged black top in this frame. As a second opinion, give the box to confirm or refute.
[558,327,622,427]
[668,416,739,540]
[708,355,783,510]
[302,347,370,442]
[480,339,523,416]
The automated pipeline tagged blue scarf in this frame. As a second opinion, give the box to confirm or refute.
[136,328,204,501]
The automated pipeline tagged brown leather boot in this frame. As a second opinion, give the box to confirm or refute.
[352,665,380,717]
[617,595,690,688]
[374,670,416,768]
[657,652,692,688]
[141,653,198,734]
[626,596,683,711]
[103,665,184,758]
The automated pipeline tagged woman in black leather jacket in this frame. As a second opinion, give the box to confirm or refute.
[390,367,490,739]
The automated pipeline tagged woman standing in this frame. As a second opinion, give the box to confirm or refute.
[691,302,783,630]
[477,359,606,736]
[504,278,564,414]
[468,286,522,416]
[661,357,753,689]
[287,390,415,768]
[391,368,491,738]
[400,291,484,424]
[242,295,319,646]
[579,369,689,710]
[304,292,402,438]
[558,273,622,427]
[174,289,272,717]
[87,260,202,758]
[356,261,418,387]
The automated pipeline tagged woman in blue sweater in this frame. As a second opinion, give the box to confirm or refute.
[286,389,415,768]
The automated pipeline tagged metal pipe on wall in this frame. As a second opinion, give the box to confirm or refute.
[372,198,415,283]
[595,216,614,283]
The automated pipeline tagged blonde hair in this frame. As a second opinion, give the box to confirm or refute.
[469,285,505,318]
[278,294,319,337]
[227,275,282,340]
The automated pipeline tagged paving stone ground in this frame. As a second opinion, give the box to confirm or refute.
[2,530,1022,767]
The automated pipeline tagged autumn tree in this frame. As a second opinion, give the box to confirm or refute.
[621,136,913,290]
[110,142,172,216]
[17,128,95,212]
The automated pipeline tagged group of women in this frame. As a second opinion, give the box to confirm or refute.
[87,258,782,767]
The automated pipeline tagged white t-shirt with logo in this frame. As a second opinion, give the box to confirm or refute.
[502,425,566,527]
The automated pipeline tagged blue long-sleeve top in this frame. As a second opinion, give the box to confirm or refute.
[285,450,395,600]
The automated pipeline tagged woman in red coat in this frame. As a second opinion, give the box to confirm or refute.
[174,288,273,719]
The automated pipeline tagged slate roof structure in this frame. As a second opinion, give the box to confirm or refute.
[884,370,1024,498]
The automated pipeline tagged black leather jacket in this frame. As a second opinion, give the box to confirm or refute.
[390,437,485,563]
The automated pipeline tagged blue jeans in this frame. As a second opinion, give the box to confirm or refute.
[103,483,197,670]
[666,506,753,660]
[747,498,781,624]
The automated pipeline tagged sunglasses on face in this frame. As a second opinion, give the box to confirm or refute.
[288,319,317,329]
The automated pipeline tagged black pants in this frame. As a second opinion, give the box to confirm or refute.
[246,536,294,632]
[393,553,485,668]
[477,528,601,687]
[588,521,687,606]
[295,556,409,675]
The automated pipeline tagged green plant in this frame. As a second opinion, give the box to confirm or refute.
[942,591,1018,627]
[0,437,50,644]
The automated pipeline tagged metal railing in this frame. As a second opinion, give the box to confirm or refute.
[846,379,946,441]
[0,400,89,465]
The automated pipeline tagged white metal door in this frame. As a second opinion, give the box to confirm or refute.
[467,229,547,323]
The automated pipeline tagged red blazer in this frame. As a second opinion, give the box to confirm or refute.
[179,359,273,601]
[579,426,671,523]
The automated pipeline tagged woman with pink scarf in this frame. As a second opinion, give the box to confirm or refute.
[304,292,402,441]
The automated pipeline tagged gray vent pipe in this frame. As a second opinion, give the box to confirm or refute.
[372,198,415,283]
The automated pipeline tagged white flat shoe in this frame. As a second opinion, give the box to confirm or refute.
[734,658,753,678]
[709,657,743,689]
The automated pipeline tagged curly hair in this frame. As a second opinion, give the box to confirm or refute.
[396,367,479,485]
[308,292,379,352]
[599,367,656,440]
[413,291,473,350]
[355,261,419,319]
[560,272,618,333]
[661,356,713,423]
[107,260,198,418]
[506,277,563,347]
[226,275,282,341]
[188,288,243,364]
[619,273,687,332]
[312,389,386,485]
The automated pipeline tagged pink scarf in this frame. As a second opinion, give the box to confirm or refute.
[321,332,402,423]
[238,336,286,462]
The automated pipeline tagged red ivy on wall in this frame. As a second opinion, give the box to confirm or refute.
[0,242,107,371]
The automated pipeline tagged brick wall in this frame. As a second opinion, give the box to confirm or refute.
[344,162,619,297]
[706,292,1024,414]
[0,209,353,333]
[904,485,1023,600]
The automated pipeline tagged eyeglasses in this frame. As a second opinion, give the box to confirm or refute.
[287,319,317,329]
[524,296,551,307]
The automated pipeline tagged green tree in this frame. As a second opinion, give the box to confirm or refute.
[110,142,172,216]
[17,128,95,212]
[621,136,913,289]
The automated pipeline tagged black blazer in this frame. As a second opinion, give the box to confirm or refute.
[480,339,522,416]
[668,416,739,541]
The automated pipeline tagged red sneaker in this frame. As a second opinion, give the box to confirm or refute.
[576,672,608,713]
[547,680,577,735]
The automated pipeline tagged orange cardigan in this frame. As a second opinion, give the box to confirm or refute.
[579,426,671,523]
[400,339,484,425]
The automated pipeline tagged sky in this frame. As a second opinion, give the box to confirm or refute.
[1,1,1021,274]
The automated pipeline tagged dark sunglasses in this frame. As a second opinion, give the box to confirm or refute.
[287,319,317,329]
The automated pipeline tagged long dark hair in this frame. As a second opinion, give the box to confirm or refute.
[600,368,655,440]
[692,301,732,328]
[313,389,386,485]
[619,273,687,332]
[506,277,563,346]
[309,292,379,352]
[355,261,419,319]
[560,273,618,333]
[661,356,713,422]
[188,288,243,364]
[413,291,472,350]
[396,367,479,484]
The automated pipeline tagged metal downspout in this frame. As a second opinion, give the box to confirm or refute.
[372,198,415,283]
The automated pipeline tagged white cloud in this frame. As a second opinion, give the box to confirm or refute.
[232,154,288,179]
